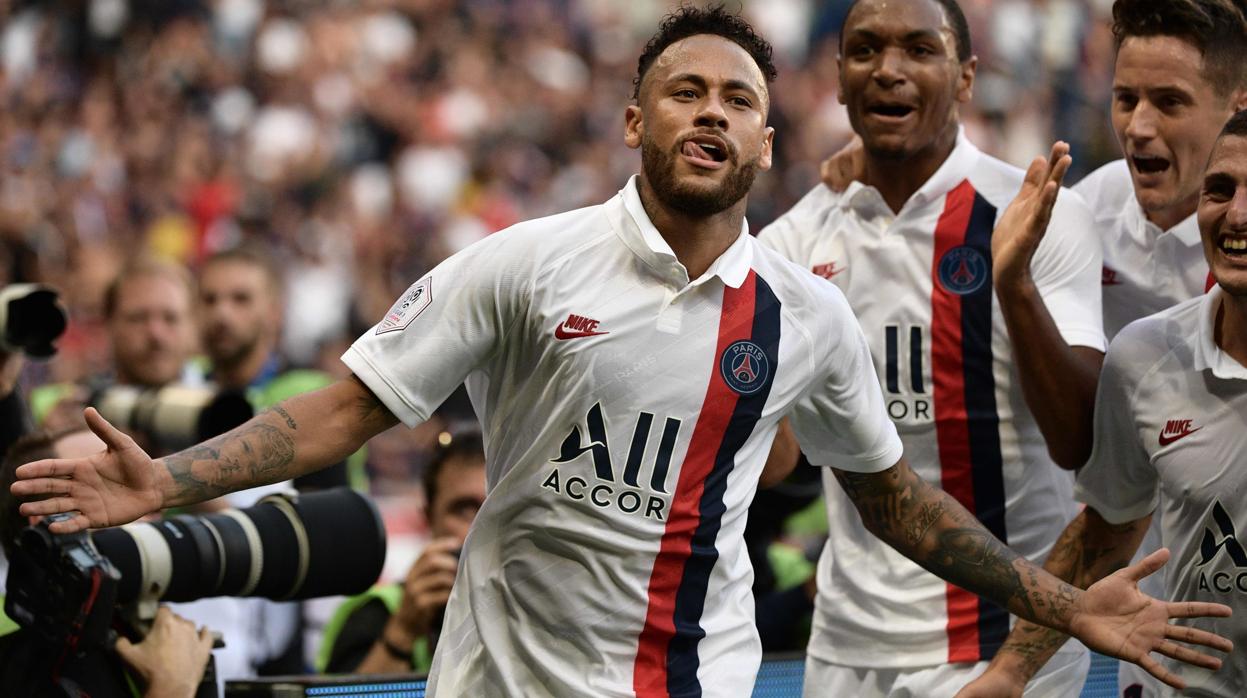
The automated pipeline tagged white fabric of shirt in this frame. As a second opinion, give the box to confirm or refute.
[759,132,1102,668]
[1074,159,1209,339]
[343,176,903,697]
[1075,288,1247,697]
[1072,157,1210,695]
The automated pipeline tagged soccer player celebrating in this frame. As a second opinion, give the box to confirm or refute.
[10,7,1233,698]
[759,0,1109,695]
[958,107,1247,698]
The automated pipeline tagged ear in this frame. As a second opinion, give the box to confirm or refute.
[758,126,775,172]
[837,56,846,106]
[1233,87,1247,113]
[956,56,978,105]
[624,105,643,150]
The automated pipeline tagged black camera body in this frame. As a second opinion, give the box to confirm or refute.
[4,513,121,652]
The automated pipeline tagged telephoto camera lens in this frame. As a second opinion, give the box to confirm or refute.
[90,488,386,604]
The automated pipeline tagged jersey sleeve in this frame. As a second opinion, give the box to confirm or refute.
[1074,325,1159,524]
[342,233,531,427]
[1028,189,1107,351]
[788,284,903,472]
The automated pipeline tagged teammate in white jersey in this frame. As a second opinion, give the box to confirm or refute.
[957,106,1247,698]
[9,7,1234,698]
[760,0,1107,695]
[960,2,1247,696]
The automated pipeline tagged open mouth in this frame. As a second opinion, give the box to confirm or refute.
[868,103,916,118]
[1131,154,1170,175]
[1219,235,1247,258]
[682,136,729,165]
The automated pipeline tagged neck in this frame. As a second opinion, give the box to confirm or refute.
[636,176,745,281]
[861,125,959,214]
[1216,290,1247,368]
[1143,194,1198,233]
[215,344,274,389]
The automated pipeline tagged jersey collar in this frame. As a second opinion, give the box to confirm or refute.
[616,175,752,288]
[1195,285,1247,380]
[839,127,979,216]
[1126,199,1202,248]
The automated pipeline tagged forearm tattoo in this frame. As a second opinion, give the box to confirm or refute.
[164,410,297,504]
[836,466,1079,629]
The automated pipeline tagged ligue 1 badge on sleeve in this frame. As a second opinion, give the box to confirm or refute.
[377,277,432,334]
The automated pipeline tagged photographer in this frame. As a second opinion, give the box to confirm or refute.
[0,426,215,698]
[318,431,485,674]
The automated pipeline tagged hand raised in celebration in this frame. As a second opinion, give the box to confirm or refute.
[1071,548,1233,690]
[11,407,165,533]
[992,141,1072,289]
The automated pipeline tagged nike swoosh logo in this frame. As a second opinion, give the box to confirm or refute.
[1158,426,1202,447]
[554,326,609,340]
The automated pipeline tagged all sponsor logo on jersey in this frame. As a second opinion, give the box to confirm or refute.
[1101,266,1123,286]
[1158,418,1202,447]
[937,245,989,295]
[541,402,680,521]
[883,324,930,424]
[1196,501,1247,595]
[720,340,769,395]
[377,278,432,334]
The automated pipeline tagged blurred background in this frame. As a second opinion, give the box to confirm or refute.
[0,0,1121,537]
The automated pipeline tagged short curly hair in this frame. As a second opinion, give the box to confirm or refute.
[632,4,777,102]
[1112,0,1247,97]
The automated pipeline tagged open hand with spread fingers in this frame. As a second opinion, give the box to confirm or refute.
[991,141,1072,288]
[10,407,164,533]
[1071,548,1233,691]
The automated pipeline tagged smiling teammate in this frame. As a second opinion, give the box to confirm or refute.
[759,0,1110,695]
[9,7,1234,698]
[958,108,1247,698]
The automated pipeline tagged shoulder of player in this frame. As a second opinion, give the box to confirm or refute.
[963,151,1093,219]
[1106,296,1203,377]
[456,201,617,274]
[757,183,842,242]
[1071,159,1133,210]
[750,242,853,322]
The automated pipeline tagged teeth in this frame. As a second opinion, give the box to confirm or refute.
[1222,238,1247,251]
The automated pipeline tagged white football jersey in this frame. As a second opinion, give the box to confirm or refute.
[1074,159,1210,339]
[1073,158,1212,696]
[1075,288,1247,697]
[759,133,1103,668]
[343,176,903,697]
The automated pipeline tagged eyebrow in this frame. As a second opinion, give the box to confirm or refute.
[665,73,763,100]
[1204,172,1237,190]
[847,28,945,44]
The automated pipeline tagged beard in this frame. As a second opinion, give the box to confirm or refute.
[641,135,758,217]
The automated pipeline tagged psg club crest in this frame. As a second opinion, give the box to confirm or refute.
[720,340,769,395]
[937,245,989,295]
[377,277,432,334]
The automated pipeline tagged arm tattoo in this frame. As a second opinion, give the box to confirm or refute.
[837,464,1079,629]
[164,421,296,504]
[271,404,298,430]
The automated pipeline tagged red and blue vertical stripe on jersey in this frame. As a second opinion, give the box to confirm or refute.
[930,179,1010,663]
[633,269,781,698]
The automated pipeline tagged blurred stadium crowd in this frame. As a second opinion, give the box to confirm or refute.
[0,0,1121,492]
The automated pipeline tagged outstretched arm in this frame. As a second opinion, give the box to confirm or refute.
[834,458,1232,690]
[955,508,1151,697]
[12,375,398,532]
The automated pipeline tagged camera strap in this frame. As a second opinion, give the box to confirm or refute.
[51,567,105,684]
